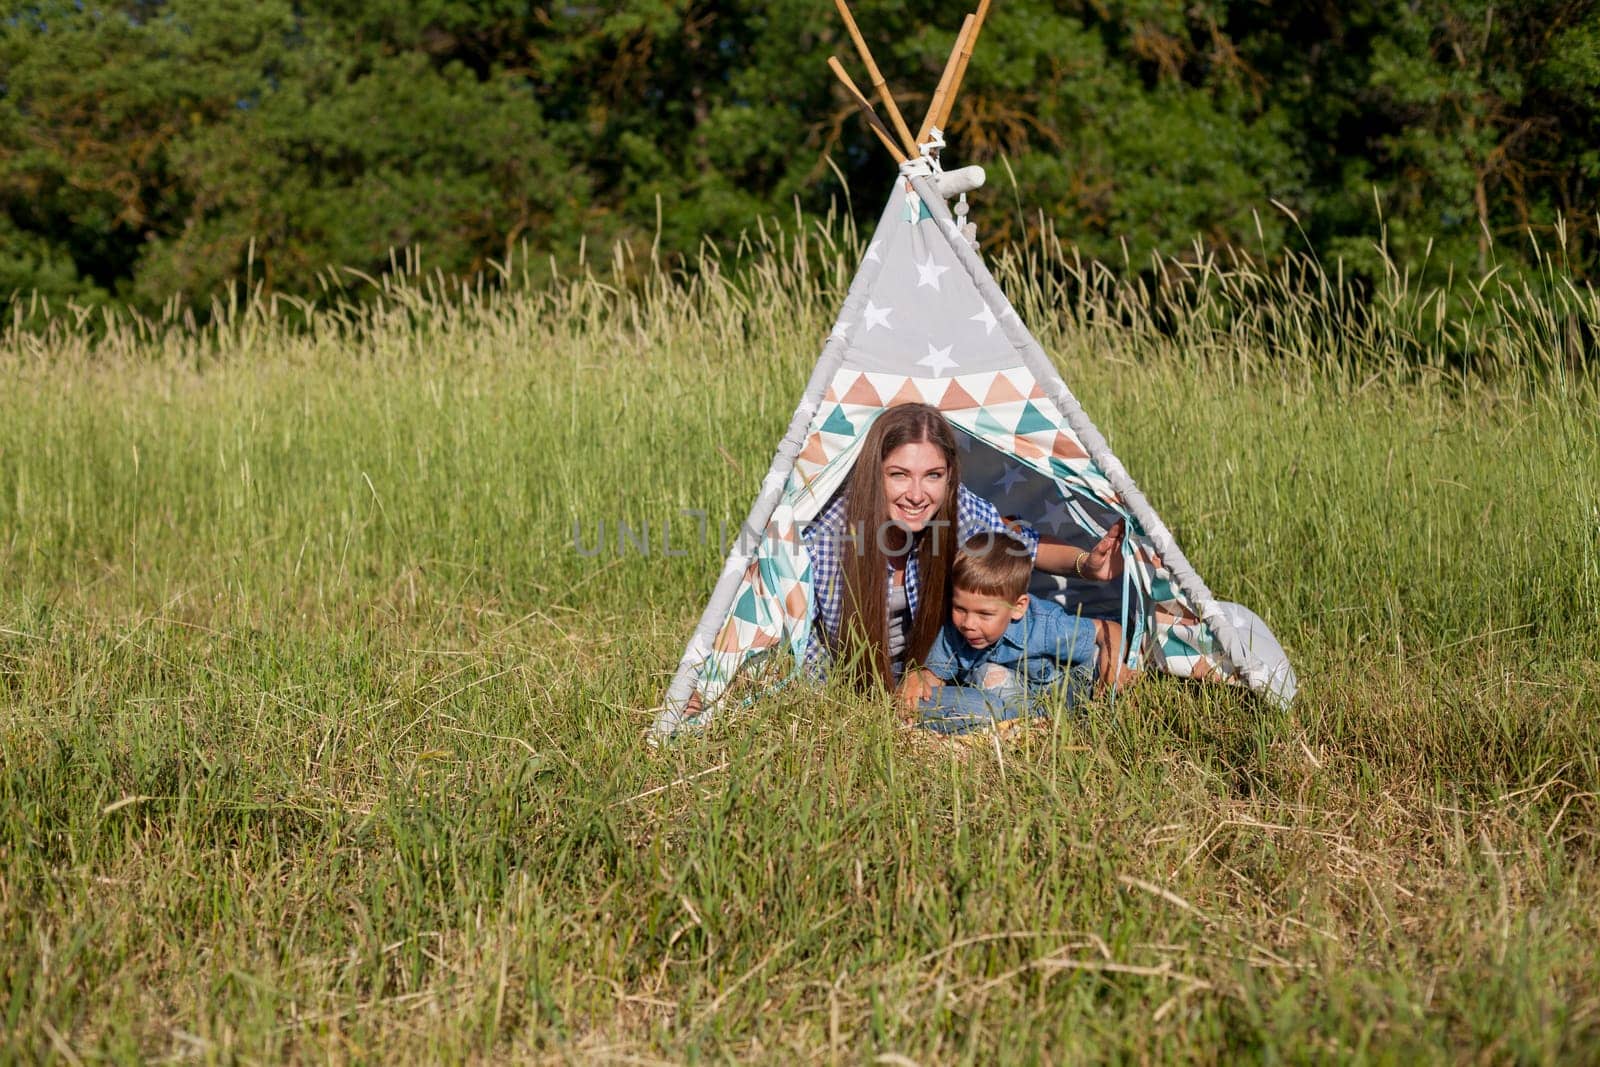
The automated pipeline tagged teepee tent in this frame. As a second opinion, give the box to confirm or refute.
[653,2,1294,737]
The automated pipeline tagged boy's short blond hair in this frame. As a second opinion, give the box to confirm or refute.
[952,532,1034,601]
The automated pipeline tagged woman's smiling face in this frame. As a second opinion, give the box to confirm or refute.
[881,439,950,533]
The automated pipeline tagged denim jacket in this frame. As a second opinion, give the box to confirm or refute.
[921,597,1097,696]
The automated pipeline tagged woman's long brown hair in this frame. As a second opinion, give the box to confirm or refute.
[834,403,962,691]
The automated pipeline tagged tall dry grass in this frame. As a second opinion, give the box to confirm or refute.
[2,203,1597,1061]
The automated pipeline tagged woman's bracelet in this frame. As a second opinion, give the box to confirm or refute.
[1074,551,1089,579]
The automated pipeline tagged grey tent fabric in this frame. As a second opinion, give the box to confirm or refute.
[654,161,1291,736]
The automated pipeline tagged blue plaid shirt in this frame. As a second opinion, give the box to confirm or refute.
[801,485,1038,670]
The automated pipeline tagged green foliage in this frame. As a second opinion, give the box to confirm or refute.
[1,0,585,307]
[2,0,1598,314]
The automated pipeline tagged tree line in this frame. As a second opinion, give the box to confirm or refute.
[3,0,1597,315]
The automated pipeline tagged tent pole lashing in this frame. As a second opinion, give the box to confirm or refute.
[833,0,920,158]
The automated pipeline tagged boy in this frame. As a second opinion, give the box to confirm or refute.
[899,532,1132,734]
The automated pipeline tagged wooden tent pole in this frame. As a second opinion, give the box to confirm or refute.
[827,57,909,164]
[918,13,975,143]
[936,0,991,131]
[833,0,920,158]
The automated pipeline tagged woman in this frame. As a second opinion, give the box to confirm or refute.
[802,403,1124,694]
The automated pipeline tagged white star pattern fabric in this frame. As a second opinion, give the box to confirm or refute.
[915,255,950,290]
[832,189,1015,374]
[861,301,893,332]
[917,343,957,376]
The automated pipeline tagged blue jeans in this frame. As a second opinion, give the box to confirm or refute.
[916,667,1093,735]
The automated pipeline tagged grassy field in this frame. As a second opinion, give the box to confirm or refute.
[3,222,1600,1062]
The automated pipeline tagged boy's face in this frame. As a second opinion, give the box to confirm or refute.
[951,587,1028,650]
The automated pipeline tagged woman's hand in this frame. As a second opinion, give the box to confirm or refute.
[1080,518,1127,581]
[1034,518,1128,581]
